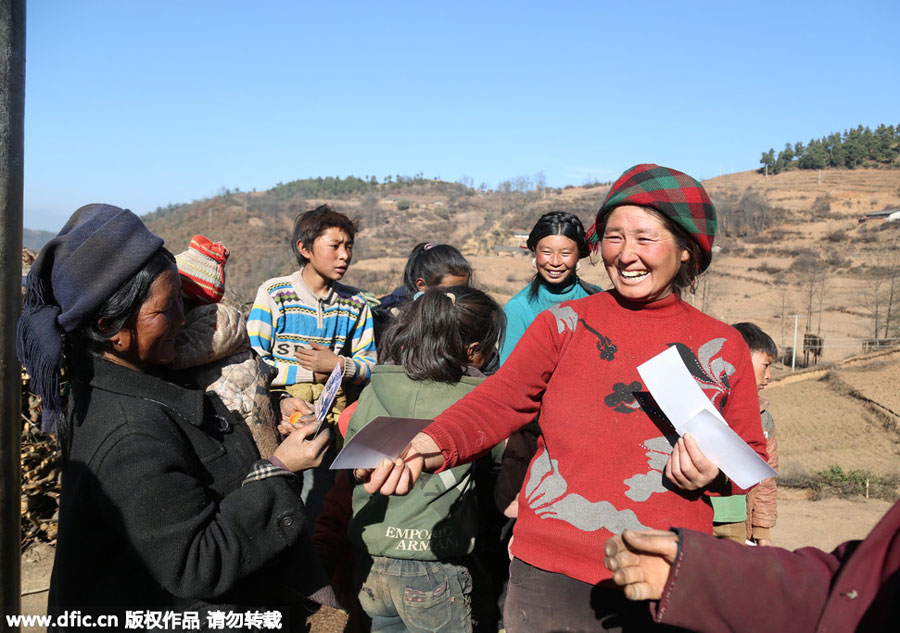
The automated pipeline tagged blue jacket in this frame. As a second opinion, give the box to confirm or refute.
[500,277,598,364]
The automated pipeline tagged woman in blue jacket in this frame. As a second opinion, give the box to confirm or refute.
[494,211,600,517]
[499,211,599,364]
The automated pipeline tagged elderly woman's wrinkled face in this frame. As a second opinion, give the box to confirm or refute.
[601,206,689,303]
[108,265,185,369]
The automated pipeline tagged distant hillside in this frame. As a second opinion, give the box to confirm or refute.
[23,228,55,251]
[142,177,611,306]
[142,169,900,320]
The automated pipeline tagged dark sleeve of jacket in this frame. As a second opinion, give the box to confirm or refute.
[90,396,309,600]
[493,419,540,512]
[653,499,900,633]
[313,469,354,575]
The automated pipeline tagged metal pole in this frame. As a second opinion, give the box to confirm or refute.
[791,314,798,371]
[1,0,26,626]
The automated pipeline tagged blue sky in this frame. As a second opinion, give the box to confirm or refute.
[24,0,900,232]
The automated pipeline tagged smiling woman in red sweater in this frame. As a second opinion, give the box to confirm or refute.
[358,164,768,633]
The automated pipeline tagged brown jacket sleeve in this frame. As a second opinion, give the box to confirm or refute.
[747,423,778,537]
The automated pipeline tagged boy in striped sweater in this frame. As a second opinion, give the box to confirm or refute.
[247,204,376,519]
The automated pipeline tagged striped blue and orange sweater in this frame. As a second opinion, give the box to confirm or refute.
[247,269,376,387]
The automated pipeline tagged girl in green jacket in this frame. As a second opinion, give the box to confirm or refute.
[345,286,504,633]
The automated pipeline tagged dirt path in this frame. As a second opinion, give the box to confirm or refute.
[16,490,893,630]
[772,488,893,551]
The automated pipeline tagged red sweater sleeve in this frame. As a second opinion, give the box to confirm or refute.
[337,401,357,438]
[425,309,565,469]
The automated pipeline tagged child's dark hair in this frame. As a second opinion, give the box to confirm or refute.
[403,242,472,295]
[527,211,595,300]
[732,322,777,358]
[379,286,505,383]
[292,204,359,266]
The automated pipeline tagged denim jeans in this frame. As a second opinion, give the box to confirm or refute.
[357,556,473,633]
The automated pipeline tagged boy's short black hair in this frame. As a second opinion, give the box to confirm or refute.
[732,322,777,358]
[291,204,359,266]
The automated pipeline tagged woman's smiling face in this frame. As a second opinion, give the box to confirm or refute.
[600,205,688,303]
[534,234,579,286]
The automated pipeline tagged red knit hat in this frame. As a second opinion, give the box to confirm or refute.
[586,164,717,273]
[175,235,229,304]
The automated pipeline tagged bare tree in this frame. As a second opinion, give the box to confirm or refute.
[864,269,887,340]
[361,191,381,227]
[534,171,547,198]
[794,253,825,334]
[512,175,532,192]
[694,272,719,315]
[773,278,793,365]
[883,251,899,338]
[790,252,827,364]
[816,271,827,335]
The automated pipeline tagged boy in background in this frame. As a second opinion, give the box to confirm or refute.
[248,204,376,519]
[711,322,779,545]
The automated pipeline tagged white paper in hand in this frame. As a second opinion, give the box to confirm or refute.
[330,417,433,470]
[637,346,776,489]
[310,361,342,438]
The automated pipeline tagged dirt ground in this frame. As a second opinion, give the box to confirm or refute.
[16,492,893,629]
[771,489,893,551]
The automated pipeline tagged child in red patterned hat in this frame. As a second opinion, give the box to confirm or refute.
[172,235,309,459]
[175,234,229,306]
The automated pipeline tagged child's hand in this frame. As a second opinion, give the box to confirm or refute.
[277,398,315,435]
[277,412,315,436]
[604,529,679,601]
[272,424,331,472]
[353,432,443,495]
[280,397,314,421]
[313,372,330,384]
[295,343,341,374]
[665,433,721,491]
[503,499,519,519]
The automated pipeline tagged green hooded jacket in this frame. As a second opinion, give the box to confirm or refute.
[346,365,489,560]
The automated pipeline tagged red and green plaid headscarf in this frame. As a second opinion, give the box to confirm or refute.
[586,164,717,273]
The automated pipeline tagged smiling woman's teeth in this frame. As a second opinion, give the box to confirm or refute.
[620,270,648,279]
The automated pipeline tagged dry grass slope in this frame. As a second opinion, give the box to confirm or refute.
[766,349,900,484]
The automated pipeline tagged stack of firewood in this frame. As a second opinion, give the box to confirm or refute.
[20,247,62,550]
[20,370,61,549]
